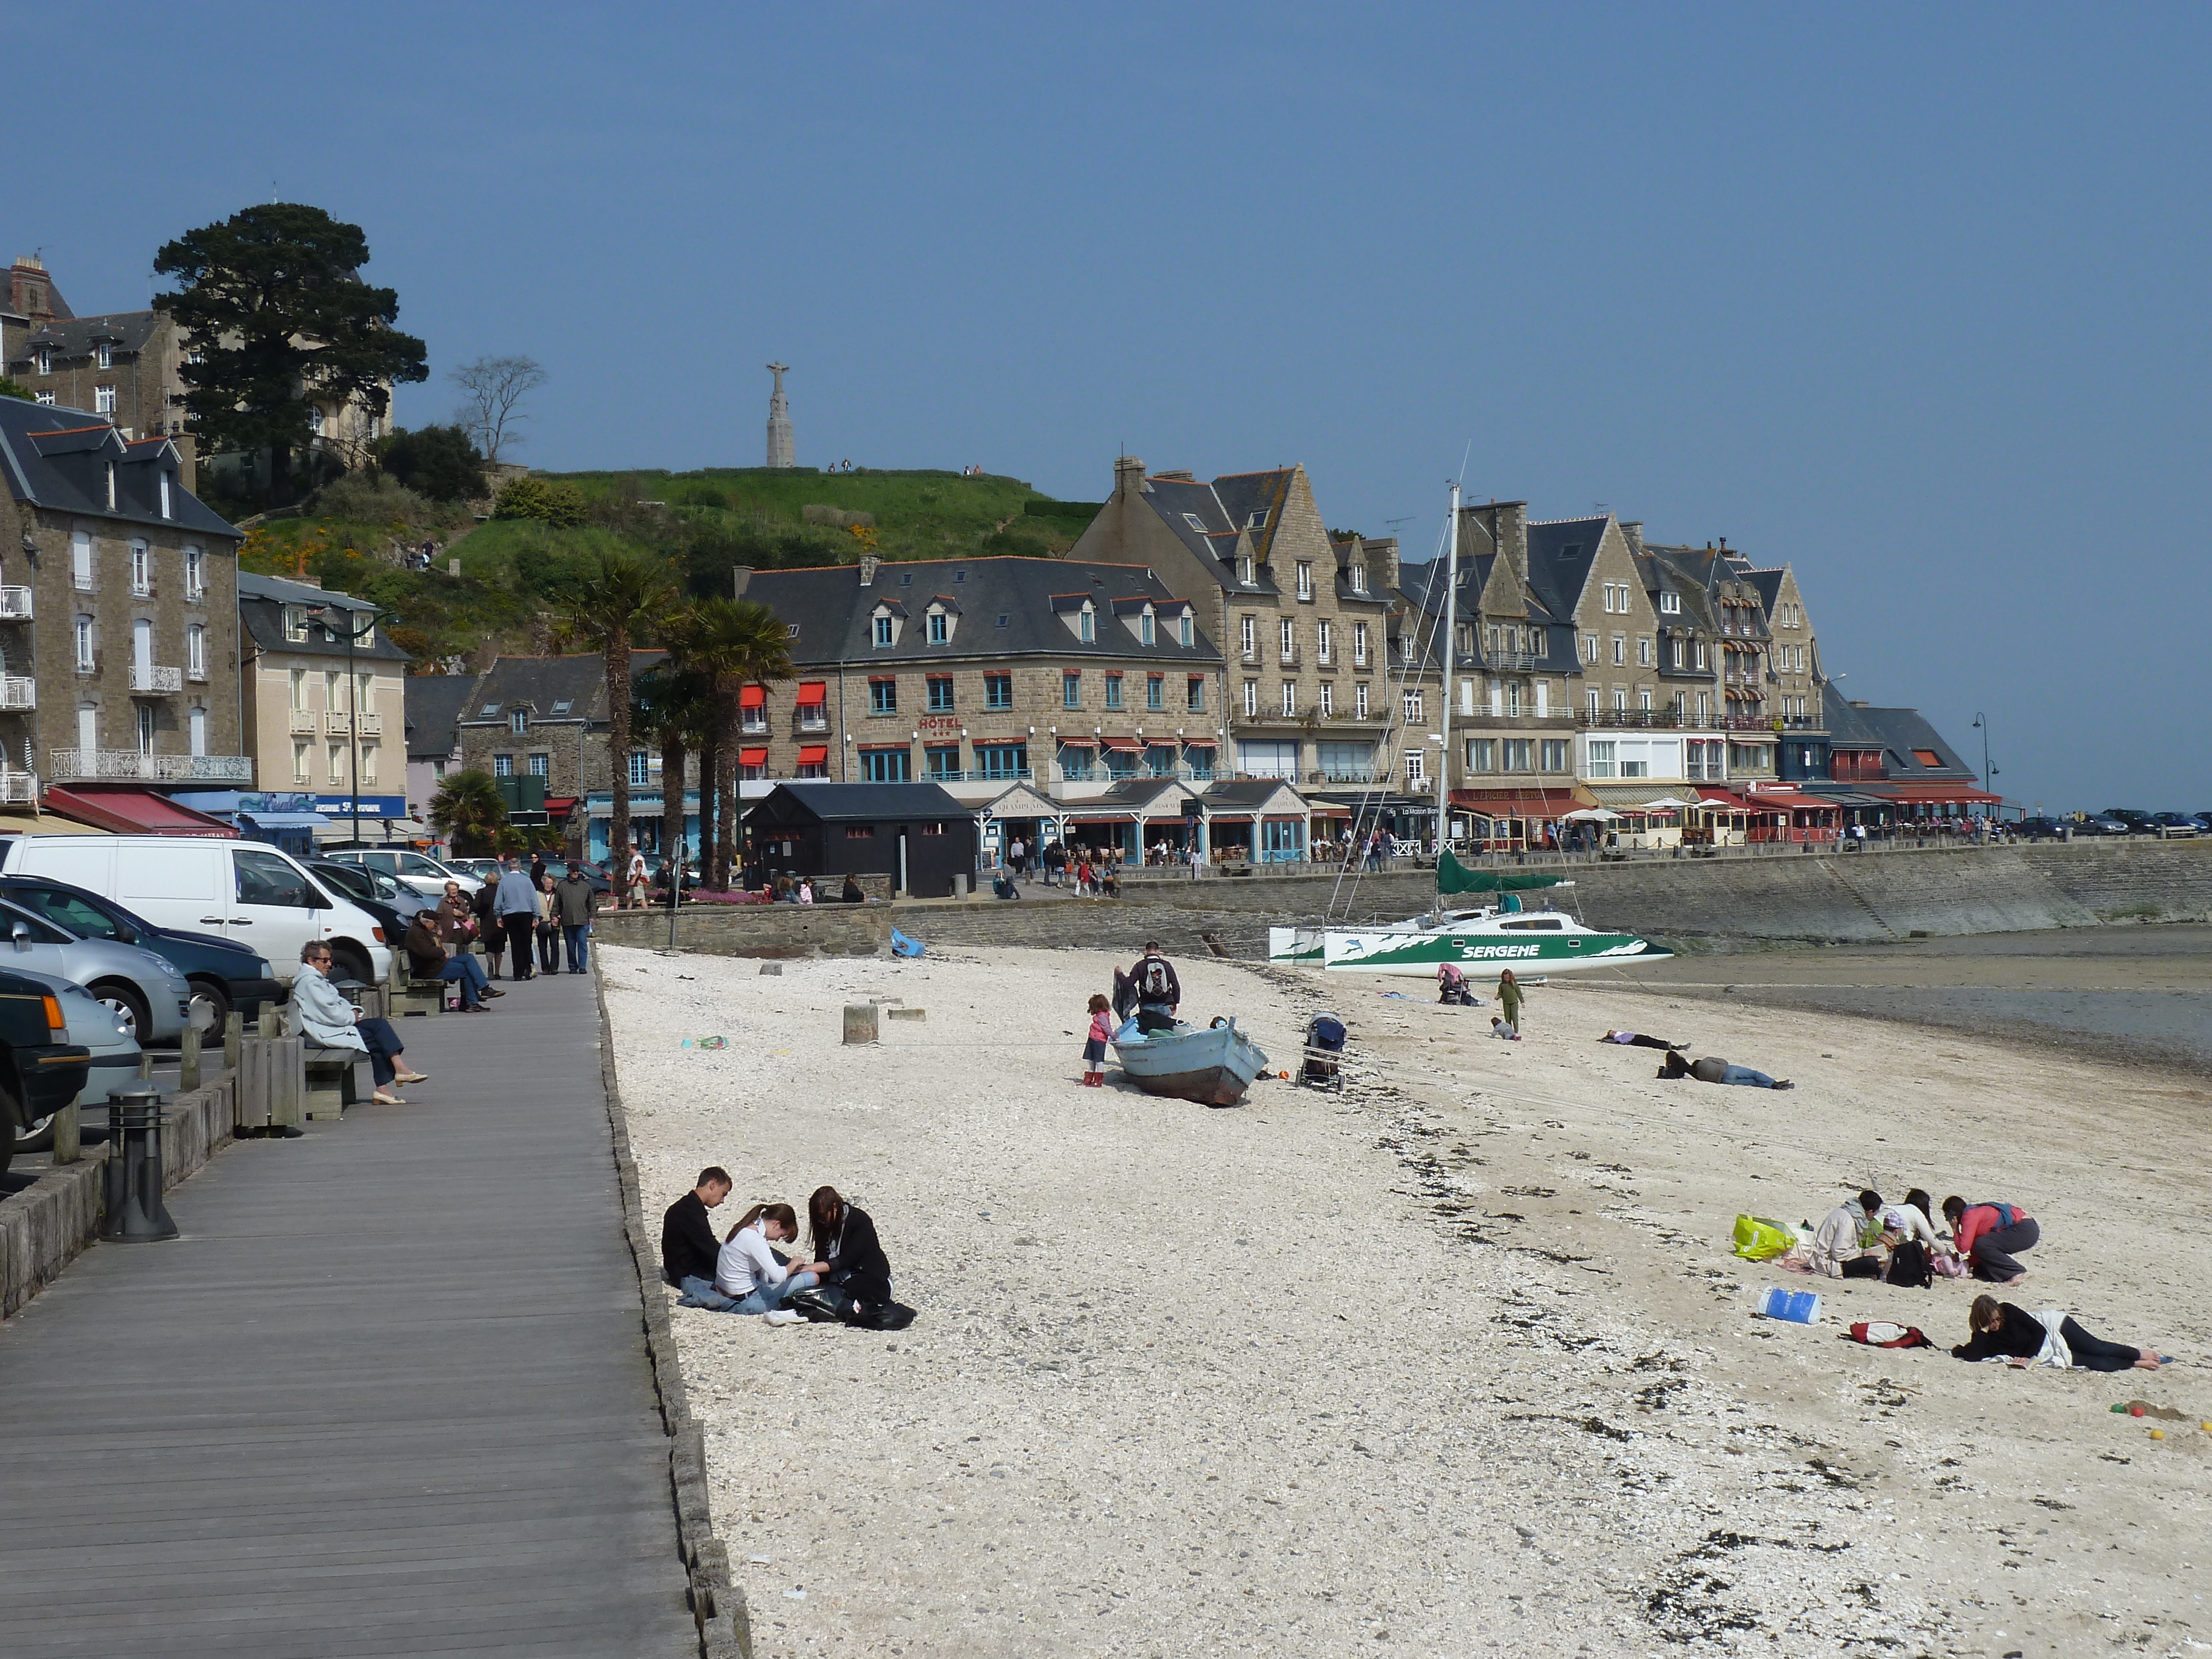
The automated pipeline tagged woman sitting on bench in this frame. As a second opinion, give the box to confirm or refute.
[290,942,425,1105]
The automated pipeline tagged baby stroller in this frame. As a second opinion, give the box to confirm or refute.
[1437,963,1480,1007]
[1301,1013,1347,1091]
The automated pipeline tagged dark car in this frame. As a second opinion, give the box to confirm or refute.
[0,968,91,1180]
[2148,812,2199,835]
[0,874,279,1034]
[2102,808,2157,833]
[302,859,425,958]
[2010,816,2070,841]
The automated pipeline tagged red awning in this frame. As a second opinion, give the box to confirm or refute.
[796,745,829,765]
[739,748,768,766]
[1449,789,1580,813]
[795,681,827,707]
[545,797,578,818]
[41,786,240,837]
[1100,738,1141,752]
[1868,782,2005,805]
[739,685,765,709]
[1055,735,1098,748]
[1181,738,1218,749]
[1740,789,1835,811]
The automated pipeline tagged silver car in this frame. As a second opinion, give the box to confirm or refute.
[0,894,192,1045]
[7,967,144,1152]
[325,848,481,899]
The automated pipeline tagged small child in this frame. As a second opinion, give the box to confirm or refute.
[1490,1016,1521,1041]
[1082,993,1113,1087]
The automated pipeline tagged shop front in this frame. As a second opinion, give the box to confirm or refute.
[1201,779,1310,864]
[1447,788,1579,853]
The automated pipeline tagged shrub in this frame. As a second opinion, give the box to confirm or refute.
[494,474,588,528]
[309,472,434,528]
[378,424,488,502]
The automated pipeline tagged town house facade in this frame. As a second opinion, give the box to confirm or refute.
[236,572,413,820]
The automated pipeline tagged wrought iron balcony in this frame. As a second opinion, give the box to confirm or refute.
[1577,707,1682,729]
[0,676,34,711]
[0,771,34,805]
[128,665,183,693]
[49,750,254,784]
[0,587,31,620]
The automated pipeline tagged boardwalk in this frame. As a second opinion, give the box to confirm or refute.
[0,971,697,1658]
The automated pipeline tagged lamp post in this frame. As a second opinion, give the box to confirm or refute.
[1971,712,2000,822]
[310,602,397,844]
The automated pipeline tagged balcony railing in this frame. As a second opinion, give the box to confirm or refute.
[49,750,254,784]
[129,665,184,693]
[1486,650,1539,672]
[0,587,31,620]
[289,709,317,735]
[325,711,351,735]
[72,571,95,593]
[355,711,382,735]
[1578,707,1681,729]
[187,661,208,684]
[0,676,34,711]
[0,771,34,805]
[1310,769,1386,785]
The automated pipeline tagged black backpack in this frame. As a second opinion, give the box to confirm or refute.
[1138,957,1173,1000]
[1886,1239,1932,1288]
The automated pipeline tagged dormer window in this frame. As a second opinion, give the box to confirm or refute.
[927,611,948,644]
[874,614,894,648]
[96,343,113,370]
[1349,564,1366,594]
[899,571,912,585]
[1178,613,1193,647]
[104,461,116,510]
[1238,555,1254,586]
[1247,511,1266,530]
[1183,513,1207,531]
[510,709,530,735]
[1660,592,1680,614]
[284,606,309,643]
[33,348,49,376]
[159,472,173,519]
[1140,612,1155,645]
[1079,607,1095,643]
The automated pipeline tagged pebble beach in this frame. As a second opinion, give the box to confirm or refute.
[603,941,2211,1658]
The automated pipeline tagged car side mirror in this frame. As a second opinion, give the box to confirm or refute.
[10,920,29,948]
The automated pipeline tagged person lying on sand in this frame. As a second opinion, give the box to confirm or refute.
[1951,1295,2168,1372]
[1657,1050,1794,1089]
[1599,1029,1687,1050]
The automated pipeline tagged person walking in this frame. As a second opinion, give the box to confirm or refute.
[471,874,504,979]
[625,845,650,910]
[290,941,424,1105]
[1496,967,1524,1031]
[534,873,561,974]
[555,862,599,973]
[493,856,541,980]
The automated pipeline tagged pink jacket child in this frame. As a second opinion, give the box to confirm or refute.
[1081,994,1114,1087]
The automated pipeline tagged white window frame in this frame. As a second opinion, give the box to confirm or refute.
[74,615,95,670]
[1241,679,1259,718]
[1279,618,1295,661]
[130,541,151,596]
[1318,681,1333,717]
[186,624,206,678]
[1586,739,1616,779]
[293,742,311,783]
[1296,562,1313,601]
[96,342,113,370]
[1660,591,1679,614]
[1349,564,1366,594]
[1353,622,1369,666]
[1637,638,1651,667]
[1611,635,1626,666]
[1403,749,1426,788]
[1402,689,1423,723]
[1355,682,1370,718]
[183,546,205,599]
[1240,616,1256,660]
[1280,681,1296,718]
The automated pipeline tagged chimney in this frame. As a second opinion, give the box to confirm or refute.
[1114,455,1146,499]
[1364,535,1400,593]
[1620,520,1644,556]
[731,564,754,599]
[1480,501,1528,589]
[858,554,880,587]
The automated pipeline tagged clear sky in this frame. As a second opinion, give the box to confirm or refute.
[16,4,2207,811]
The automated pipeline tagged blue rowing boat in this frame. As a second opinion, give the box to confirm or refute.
[1111,1017,1271,1107]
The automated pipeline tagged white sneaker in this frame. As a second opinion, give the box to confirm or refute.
[763,1309,803,1327]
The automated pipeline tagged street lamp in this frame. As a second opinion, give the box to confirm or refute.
[1971,712,2000,823]
[309,602,398,845]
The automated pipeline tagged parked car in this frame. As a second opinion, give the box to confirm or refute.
[2147,812,2199,835]
[7,969,142,1153]
[2075,816,2132,837]
[447,858,504,885]
[0,968,91,1180]
[0,874,278,1034]
[0,836,393,989]
[2102,808,2157,833]
[323,847,481,898]
[303,858,429,951]
[2010,816,2070,841]
[2191,812,2212,833]
[0,895,191,1045]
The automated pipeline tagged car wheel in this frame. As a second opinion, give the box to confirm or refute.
[328,943,374,987]
[13,1108,56,1154]
[92,979,152,1042]
[187,977,231,1035]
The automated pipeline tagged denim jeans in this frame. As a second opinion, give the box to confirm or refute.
[563,925,590,972]
[731,1270,818,1316]
[440,953,488,1007]
[1719,1065,1777,1088]
[356,1017,404,1088]
[675,1274,743,1312]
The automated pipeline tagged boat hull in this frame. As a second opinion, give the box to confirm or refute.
[1112,1019,1271,1106]
[1317,928,1671,976]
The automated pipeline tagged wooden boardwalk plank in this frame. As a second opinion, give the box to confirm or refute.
[0,973,696,1657]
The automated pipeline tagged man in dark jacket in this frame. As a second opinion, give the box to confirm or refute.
[1126,941,1182,1034]
[554,864,599,973]
[663,1167,735,1308]
[471,877,504,978]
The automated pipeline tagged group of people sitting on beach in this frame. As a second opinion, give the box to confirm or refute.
[1790,1187,2168,1372]
[659,1168,909,1329]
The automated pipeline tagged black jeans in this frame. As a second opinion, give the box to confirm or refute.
[2059,1317,2141,1373]
[503,915,538,977]
[1972,1218,2039,1281]
[536,924,560,972]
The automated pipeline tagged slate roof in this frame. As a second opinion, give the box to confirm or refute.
[1850,706,1978,780]
[238,572,414,665]
[747,780,967,824]
[1135,472,1286,596]
[19,309,164,364]
[458,653,668,731]
[403,674,483,761]
[0,397,236,538]
[744,557,1219,668]
[1522,517,1608,622]
[1395,552,1573,675]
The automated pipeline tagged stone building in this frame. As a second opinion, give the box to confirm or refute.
[233,573,413,830]
[455,653,662,851]
[0,396,247,808]
[401,672,481,820]
[1067,459,1422,796]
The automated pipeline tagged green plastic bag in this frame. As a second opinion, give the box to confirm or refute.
[1733,1214,1795,1261]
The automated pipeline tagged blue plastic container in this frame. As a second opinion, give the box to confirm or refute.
[1755,1286,1823,1324]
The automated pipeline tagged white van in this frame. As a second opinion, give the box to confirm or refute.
[0,836,393,988]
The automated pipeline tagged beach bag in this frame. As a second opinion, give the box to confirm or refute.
[1885,1239,1932,1288]
[851,1300,919,1331]
[1732,1214,1795,1261]
[1848,1321,1932,1349]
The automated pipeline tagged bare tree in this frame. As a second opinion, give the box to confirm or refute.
[448,353,545,463]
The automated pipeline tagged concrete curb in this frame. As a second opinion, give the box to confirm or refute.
[1,1068,238,1321]
[594,969,751,1659]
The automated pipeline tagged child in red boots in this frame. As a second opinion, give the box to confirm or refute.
[1082,993,1113,1087]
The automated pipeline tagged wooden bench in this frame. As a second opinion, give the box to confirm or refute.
[302,1044,366,1120]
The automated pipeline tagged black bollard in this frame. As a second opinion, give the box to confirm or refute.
[99,1086,179,1243]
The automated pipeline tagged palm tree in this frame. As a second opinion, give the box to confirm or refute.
[429,768,508,855]
[560,547,680,882]
[675,597,794,888]
[634,660,714,886]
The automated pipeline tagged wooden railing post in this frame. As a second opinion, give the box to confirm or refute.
[179,1025,202,1094]
[52,1092,80,1165]
[223,1010,243,1070]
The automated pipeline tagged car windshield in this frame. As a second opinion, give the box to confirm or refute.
[6,885,131,943]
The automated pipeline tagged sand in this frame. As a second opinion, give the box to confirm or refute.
[604,941,2212,1657]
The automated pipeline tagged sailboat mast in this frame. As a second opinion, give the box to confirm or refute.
[1436,480,1459,852]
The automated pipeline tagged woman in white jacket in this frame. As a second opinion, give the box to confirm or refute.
[712,1202,819,1323]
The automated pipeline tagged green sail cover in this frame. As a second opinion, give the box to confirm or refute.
[1436,852,1568,895]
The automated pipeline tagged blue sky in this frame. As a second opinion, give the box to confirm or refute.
[18,4,2207,810]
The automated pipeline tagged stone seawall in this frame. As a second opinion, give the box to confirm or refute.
[610,841,2212,963]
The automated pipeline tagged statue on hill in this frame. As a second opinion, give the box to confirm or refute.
[765,362,794,469]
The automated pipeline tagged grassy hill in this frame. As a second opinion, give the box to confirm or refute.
[239,467,1103,669]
